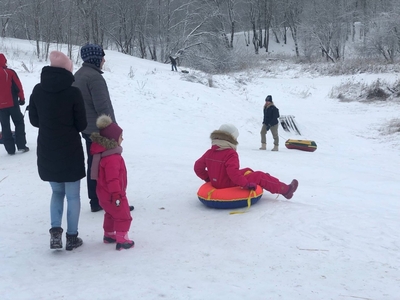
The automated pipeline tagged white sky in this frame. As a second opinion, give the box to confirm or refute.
[1,37,400,300]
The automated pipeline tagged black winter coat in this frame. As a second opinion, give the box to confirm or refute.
[29,66,87,182]
[169,56,177,65]
[263,103,280,126]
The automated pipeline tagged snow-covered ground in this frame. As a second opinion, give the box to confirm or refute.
[1,38,399,300]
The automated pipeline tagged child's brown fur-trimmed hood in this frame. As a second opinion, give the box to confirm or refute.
[90,132,118,150]
[210,130,238,145]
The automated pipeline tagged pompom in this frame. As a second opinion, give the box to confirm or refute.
[96,114,112,130]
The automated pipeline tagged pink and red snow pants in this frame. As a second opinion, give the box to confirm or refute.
[245,171,288,194]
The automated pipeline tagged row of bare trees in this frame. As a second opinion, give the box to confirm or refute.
[1,0,400,72]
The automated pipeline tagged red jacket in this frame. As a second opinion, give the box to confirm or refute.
[0,54,25,109]
[91,142,128,202]
[194,145,251,189]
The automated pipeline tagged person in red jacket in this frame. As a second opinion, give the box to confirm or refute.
[90,115,134,250]
[194,124,298,199]
[0,53,29,155]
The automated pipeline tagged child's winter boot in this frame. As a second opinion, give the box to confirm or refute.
[282,179,299,200]
[49,227,63,249]
[259,143,266,150]
[115,231,135,251]
[103,231,116,244]
[66,233,83,251]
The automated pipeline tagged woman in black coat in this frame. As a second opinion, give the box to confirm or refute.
[260,95,280,151]
[29,51,87,251]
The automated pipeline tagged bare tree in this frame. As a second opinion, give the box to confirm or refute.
[365,12,400,62]
[255,0,274,46]
[246,0,259,54]
[29,0,46,59]
[226,0,238,48]
[301,0,349,62]
[76,0,105,45]
[282,0,303,57]
[106,0,141,55]
[0,0,15,38]
[152,0,192,61]
[1,0,400,70]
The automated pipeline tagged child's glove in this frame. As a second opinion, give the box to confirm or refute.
[244,182,257,190]
[265,125,271,131]
[19,99,25,106]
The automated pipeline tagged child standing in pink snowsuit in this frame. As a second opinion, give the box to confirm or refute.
[90,115,134,250]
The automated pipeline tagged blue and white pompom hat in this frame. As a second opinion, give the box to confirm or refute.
[80,44,105,68]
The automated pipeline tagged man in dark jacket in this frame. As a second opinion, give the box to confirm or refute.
[73,44,117,212]
[260,95,280,151]
[169,56,177,71]
[0,53,29,155]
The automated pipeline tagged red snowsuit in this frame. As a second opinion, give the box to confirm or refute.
[194,132,288,195]
[90,134,132,232]
[0,54,25,109]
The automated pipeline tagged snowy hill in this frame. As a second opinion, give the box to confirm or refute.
[1,38,400,300]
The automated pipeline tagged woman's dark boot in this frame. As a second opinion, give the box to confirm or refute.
[49,227,63,249]
[66,233,83,251]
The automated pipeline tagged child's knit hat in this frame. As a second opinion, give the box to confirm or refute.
[96,115,122,142]
[219,123,239,140]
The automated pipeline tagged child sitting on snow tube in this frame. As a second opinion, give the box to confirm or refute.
[194,123,298,199]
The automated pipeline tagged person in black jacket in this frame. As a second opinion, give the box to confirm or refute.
[260,95,280,151]
[29,51,87,251]
[169,56,177,71]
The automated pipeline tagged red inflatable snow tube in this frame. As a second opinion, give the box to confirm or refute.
[197,182,263,209]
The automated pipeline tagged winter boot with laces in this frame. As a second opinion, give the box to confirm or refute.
[49,227,63,249]
[282,179,299,200]
[66,233,83,251]
[115,231,135,251]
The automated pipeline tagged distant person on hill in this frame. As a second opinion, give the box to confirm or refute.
[73,43,116,213]
[169,55,178,71]
[90,115,134,251]
[0,53,29,155]
[194,123,298,199]
[260,95,280,151]
[29,51,87,251]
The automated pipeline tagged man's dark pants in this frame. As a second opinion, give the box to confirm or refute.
[82,132,100,209]
[0,104,26,154]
